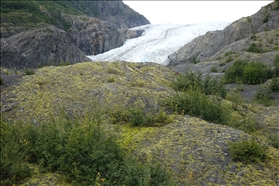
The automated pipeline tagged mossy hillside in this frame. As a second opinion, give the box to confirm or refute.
[3,62,175,123]
[124,115,279,185]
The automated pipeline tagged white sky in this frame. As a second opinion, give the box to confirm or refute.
[123,1,273,24]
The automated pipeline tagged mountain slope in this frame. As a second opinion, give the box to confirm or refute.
[168,0,279,64]
[0,0,150,68]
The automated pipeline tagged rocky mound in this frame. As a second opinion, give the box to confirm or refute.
[1,62,278,185]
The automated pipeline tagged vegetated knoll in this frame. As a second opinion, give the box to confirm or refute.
[1,62,279,185]
[168,0,279,65]
[0,0,150,68]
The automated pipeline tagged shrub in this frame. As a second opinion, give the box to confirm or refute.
[24,68,35,75]
[242,62,269,84]
[173,71,227,98]
[254,85,273,106]
[165,89,228,124]
[225,60,271,84]
[210,66,218,72]
[236,117,258,134]
[265,130,279,149]
[246,43,268,53]
[224,59,248,83]
[1,109,175,185]
[191,56,199,64]
[270,77,279,92]
[0,120,31,185]
[263,13,270,23]
[228,139,268,164]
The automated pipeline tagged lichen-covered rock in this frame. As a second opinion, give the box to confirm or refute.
[123,115,279,185]
[1,62,175,123]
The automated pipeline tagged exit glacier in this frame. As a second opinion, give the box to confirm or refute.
[87,22,230,66]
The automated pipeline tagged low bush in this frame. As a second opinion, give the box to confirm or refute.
[0,120,31,185]
[173,71,227,98]
[24,68,35,75]
[228,139,268,164]
[242,62,270,84]
[254,85,274,106]
[270,76,279,92]
[164,89,229,124]
[210,66,218,72]
[265,129,279,149]
[229,117,258,134]
[246,43,268,53]
[225,60,271,84]
[1,109,175,185]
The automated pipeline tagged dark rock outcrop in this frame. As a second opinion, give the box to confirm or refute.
[70,16,126,55]
[0,25,90,69]
[168,1,279,64]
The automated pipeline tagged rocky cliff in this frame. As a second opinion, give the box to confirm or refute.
[168,1,279,64]
[0,0,149,68]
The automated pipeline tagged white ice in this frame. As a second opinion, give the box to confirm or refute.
[87,21,230,66]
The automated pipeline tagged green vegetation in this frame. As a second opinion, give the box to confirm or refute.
[274,53,279,77]
[210,66,218,72]
[24,68,35,75]
[164,72,229,124]
[254,85,274,106]
[265,129,279,149]
[224,60,273,84]
[172,71,227,98]
[191,56,199,64]
[0,0,102,33]
[165,88,229,124]
[0,109,175,185]
[110,107,171,127]
[246,43,268,53]
[228,139,268,164]
[228,117,259,134]
[263,13,270,23]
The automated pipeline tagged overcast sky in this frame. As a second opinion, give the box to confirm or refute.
[123,1,273,24]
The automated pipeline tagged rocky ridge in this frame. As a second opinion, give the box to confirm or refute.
[168,1,279,65]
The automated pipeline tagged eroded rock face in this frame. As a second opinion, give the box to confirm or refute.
[70,16,126,55]
[0,25,91,69]
[168,1,279,64]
